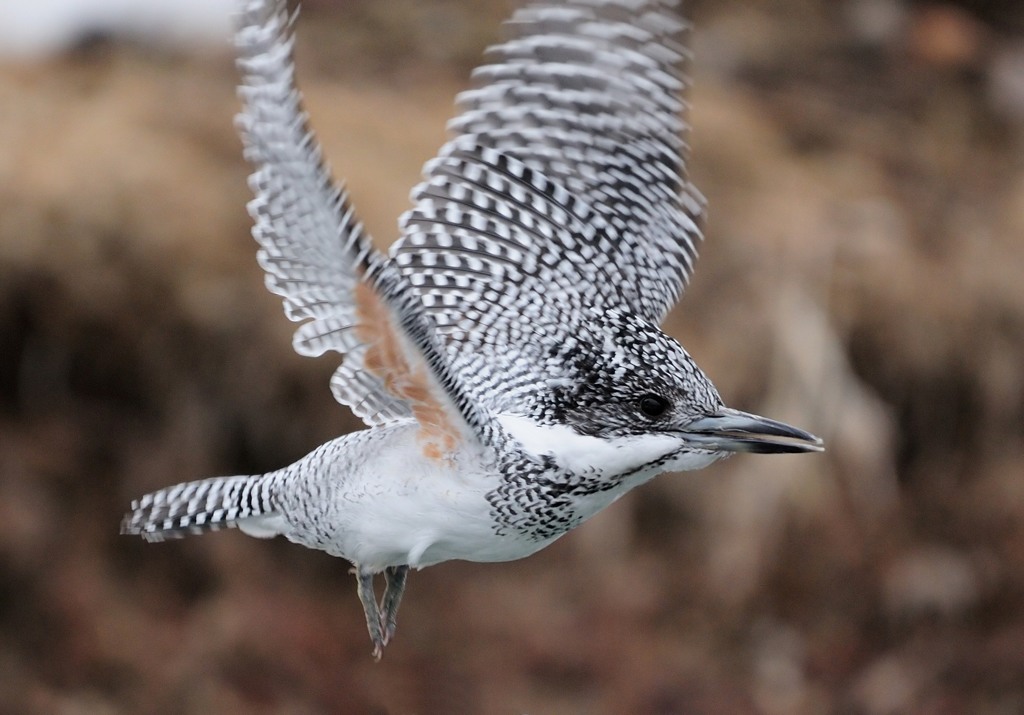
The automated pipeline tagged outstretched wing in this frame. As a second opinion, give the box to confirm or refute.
[393,0,704,327]
[235,0,486,453]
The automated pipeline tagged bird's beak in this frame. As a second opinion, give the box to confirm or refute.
[681,407,824,454]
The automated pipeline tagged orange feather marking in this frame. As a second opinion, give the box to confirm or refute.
[354,281,461,461]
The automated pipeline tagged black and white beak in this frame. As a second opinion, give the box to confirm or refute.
[682,407,824,454]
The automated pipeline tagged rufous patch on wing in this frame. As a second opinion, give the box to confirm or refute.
[354,281,460,461]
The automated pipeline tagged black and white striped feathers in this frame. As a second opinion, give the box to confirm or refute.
[233,0,704,455]
[121,475,280,541]
[234,0,489,447]
[402,0,704,326]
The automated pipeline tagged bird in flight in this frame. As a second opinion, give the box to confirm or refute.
[122,0,823,659]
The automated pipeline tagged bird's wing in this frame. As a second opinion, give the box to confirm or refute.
[392,0,704,327]
[235,0,487,452]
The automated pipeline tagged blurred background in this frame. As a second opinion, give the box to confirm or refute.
[2,0,1024,712]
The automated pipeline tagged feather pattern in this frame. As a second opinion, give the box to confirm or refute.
[395,0,704,328]
[234,0,702,447]
[121,475,278,541]
[235,0,486,452]
[235,0,414,426]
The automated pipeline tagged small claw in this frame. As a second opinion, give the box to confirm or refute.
[381,618,396,648]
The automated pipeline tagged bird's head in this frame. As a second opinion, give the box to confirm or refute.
[500,310,822,477]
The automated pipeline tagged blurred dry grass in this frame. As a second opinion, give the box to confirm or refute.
[2,0,1024,713]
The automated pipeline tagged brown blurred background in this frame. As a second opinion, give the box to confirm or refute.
[2,0,1024,712]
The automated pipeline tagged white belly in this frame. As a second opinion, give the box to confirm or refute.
[272,424,559,570]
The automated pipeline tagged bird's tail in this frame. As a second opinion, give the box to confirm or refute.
[121,474,285,542]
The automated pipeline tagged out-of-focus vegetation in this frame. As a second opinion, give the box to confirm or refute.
[2,1,1023,712]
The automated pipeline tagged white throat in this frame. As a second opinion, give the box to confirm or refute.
[497,413,685,477]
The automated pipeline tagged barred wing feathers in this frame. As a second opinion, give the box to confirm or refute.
[235,0,485,453]
[395,0,705,326]
[396,142,621,329]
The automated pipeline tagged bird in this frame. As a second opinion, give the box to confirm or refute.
[121,0,823,660]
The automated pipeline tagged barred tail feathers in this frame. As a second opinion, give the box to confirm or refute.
[121,474,285,542]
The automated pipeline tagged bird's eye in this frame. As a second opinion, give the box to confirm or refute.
[639,394,670,418]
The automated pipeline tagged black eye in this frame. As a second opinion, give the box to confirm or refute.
[639,395,670,418]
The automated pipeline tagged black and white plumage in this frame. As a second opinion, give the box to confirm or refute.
[121,0,822,659]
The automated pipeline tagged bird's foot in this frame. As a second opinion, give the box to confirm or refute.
[354,566,386,660]
[380,565,409,646]
[353,564,411,659]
